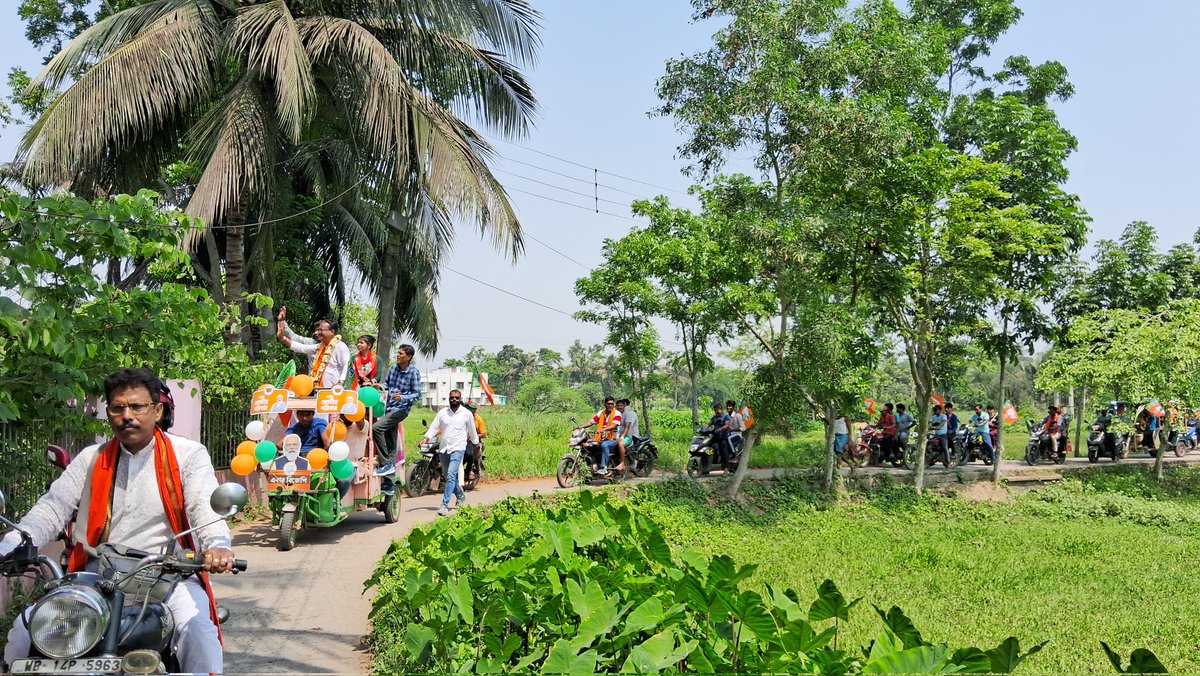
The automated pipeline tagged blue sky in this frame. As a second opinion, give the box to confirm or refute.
[1,0,1197,373]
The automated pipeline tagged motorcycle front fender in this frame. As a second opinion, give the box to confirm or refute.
[282,502,298,513]
[560,452,581,462]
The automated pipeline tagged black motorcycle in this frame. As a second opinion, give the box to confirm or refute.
[954,426,993,466]
[625,435,658,478]
[0,484,248,675]
[557,420,640,486]
[1086,411,1131,463]
[686,425,743,477]
[1024,420,1066,465]
[913,431,956,469]
[404,421,484,498]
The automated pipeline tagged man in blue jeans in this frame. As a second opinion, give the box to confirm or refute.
[422,389,479,516]
[374,344,420,495]
[578,396,622,475]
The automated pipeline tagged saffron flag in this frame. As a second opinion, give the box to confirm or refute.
[739,404,755,428]
[931,393,945,407]
[864,397,877,416]
[1147,400,1165,417]
[479,372,496,406]
[1002,402,1018,423]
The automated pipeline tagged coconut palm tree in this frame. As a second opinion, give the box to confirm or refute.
[18,0,539,351]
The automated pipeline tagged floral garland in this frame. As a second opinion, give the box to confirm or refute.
[312,335,342,386]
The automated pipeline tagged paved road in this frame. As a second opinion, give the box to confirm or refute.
[213,451,1191,674]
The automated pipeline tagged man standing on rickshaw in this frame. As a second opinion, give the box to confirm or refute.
[276,306,351,388]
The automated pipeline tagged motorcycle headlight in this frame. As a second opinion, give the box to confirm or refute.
[29,585,110,658]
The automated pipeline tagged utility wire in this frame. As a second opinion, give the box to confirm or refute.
[502,156,649,199]
[497,168,636,209]
[505,186,641,223]
[523,230,589,269]
[486,135,691,197]
[444,265,576,317]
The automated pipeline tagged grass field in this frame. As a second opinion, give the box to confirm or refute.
[625,467,1200,673]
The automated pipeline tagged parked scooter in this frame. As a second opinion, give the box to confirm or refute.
[1024,420,1066,465]
[686,425,742,477]
[0,484,248,675]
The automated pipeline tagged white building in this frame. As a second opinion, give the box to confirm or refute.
[420,367,507,409]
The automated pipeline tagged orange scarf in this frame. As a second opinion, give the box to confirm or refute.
[71,429,222,639]
[312,335,342,385]
[594,409,618,442]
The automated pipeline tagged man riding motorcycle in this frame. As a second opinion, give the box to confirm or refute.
[0,368,236,674]
[578,397,622,475]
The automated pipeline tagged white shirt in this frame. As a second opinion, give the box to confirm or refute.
[0,433,231,557]
[728,412,745,433]
[833,417,849,435]
[424,405,479,453]
[284,327,351,388]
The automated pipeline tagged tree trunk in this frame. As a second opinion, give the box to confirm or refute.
[992,321,1009,483]
[1154,416,1167,481]
[224,216,247,345]
[1075,385,1087,457]
[726,425,758,497]
[376,221,404,362]
[688,365,699,428]
[822,403,836,495]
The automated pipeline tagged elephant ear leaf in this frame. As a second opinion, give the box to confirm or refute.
[874,604,927,649]
[1101,642,1127,673]
[986,637,1048,673]
[1127,648,1168,674]
[809,579,861,622]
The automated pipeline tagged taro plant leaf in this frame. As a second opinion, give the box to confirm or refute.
[446,577,474,624]
[621,596,666,637]
[986,637,1049,673]
[620,629,698,673]
[541,639,599,675]
[1101,642,1168,674]
[513,646,547,671]
[781,619,836,654]
[732,590,778,641]
[809,579,862,623]
[767,583,807,623]
[948,647,993,673]
[404,623,436,665]
[875,605,928,649]
[863,643,953,673]
[866,629,904,663]
[644,528,673,566]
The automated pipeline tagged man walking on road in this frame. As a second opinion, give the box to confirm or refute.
[374,344,420,495]
[422,390,479,516]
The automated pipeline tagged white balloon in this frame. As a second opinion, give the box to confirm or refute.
[283,461,297,475]
[328,441,350,462]
[245,420,266,442]
[259,460,273,471]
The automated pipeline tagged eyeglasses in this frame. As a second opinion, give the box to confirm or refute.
[107,402,157,415]
[448,397,462,401]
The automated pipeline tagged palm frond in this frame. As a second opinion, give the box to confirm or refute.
[19,2,220,185]
[231,0,315,142]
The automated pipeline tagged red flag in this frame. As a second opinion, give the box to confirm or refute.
[1002,402,1018,423]
[864,397,877,416]
[931,393,945,407]
[479,373,496,406]
[1147,400,1165,417]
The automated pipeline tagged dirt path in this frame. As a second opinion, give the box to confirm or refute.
[213,452,1191,674]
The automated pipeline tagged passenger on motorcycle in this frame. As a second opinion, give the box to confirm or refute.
[986,405,999,449]
[0,368,236,674]
[709,403,731,465]
[614,399,638,472]
[929,405,948,452]
[578,397,622,475]
[723,400,745,461]
[876,403,898,460]
[1040,405,1061,439]
[895,404,916,449]
[970,404,995,461]
[945,403,959,438]
[465,401,486,478]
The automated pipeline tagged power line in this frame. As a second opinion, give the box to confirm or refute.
[497,168,635,209]
[524,230,589,269]
[501,156,650,199]
[444,265,576,317]
[486,135,691,197]
[505,186,641,223]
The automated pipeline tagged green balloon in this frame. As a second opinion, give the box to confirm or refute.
[371,401,386,417]
[254,440,278,463]
[330,458,355,480]
[358,386,382,407]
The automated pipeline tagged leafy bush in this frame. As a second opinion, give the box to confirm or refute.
[367,491,1043,673]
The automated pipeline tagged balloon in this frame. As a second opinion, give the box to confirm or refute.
[357,386,381,407]
[230,454,257,476]
[345,400,366,422]
[290,374,314,397]
[260,460,273,471]
[330,458,355,480]
[328,441,350,462]
[245,420,266,442]
[307,448,329,470]
[329,420,348,442]
[371,401,386,417]
[236,440,257,457]
[254,440,278,463]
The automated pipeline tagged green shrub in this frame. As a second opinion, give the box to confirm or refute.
[367,490,1043,674]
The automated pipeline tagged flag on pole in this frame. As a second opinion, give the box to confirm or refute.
[479,372,496,405]
[1147,400,1165,417]
[931,393,945,407]
[1002,402,1018,423]
[864,397,877,416]
[738,404,755,428]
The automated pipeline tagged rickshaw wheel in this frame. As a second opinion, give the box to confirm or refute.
[278,512,297,551]
[382,491,400,523]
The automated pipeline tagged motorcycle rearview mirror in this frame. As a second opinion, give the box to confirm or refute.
[210,482,249,517]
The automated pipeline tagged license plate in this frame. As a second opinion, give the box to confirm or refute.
[10,657,122,674]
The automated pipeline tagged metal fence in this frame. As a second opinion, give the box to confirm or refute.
[0,404,248,520]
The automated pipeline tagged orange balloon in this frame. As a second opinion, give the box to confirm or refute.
[236,440,256,457]
[330,420,347,441]
[290,374,314,397]
[307,448,329,470]
[230,454,258,476]
[344,400,366,422]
